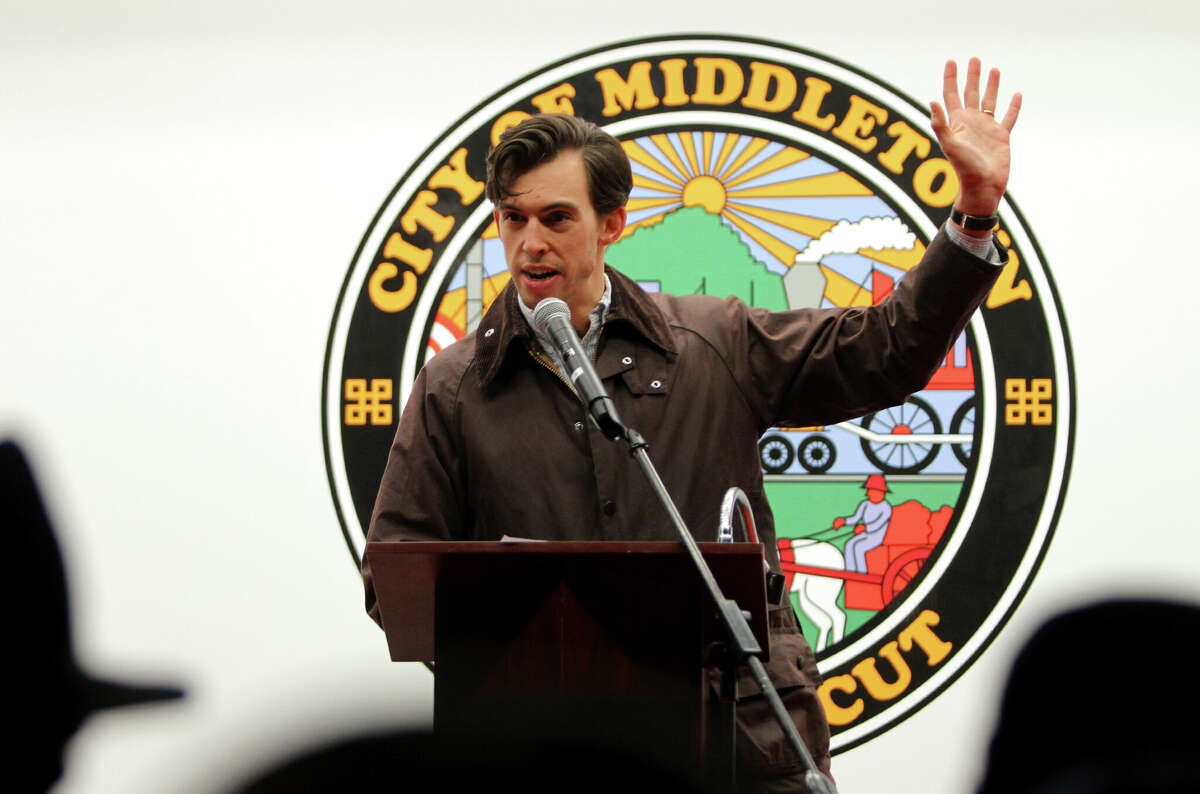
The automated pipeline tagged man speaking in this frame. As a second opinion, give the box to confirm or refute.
[363,57,1020,791]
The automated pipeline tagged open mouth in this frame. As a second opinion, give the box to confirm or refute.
[523,268,560,282]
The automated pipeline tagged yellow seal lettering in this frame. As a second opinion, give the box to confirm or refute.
[817,674,864,726]
[531,82,577,115]
[851,641,913,701]
[912,157,958,207]
[594,61,659,117]
[428,148,484,206]
[383,232,432,274]
[368,262,417,313]
[877,120,931,175]
[401,190,454,243]
[832,94,889,153]
[490,111,530,146]
[369,232,434,313]
[659,58,690,106]
[692,57,744,106]
[898,609,954,666]
[741,61,798,113]
[791,76,837,132]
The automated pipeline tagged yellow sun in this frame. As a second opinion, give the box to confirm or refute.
[619,132,883,269]
[681,175,726,213]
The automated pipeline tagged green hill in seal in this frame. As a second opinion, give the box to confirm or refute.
[606,206,789,311]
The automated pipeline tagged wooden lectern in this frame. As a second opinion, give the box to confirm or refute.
[366,540,769,785]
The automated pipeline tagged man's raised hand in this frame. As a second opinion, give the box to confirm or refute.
[930,57,1022,219]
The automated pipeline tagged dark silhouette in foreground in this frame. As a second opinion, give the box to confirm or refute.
[978,599,1200,793]
[2,440,183,792]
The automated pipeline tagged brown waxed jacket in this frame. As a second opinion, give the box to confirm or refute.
[363,227,1001,782]
[364,227,1000,616]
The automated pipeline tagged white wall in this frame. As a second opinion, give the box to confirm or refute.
[3,2,1197,791]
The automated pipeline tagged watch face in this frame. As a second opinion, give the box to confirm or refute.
[323,35,1073,754]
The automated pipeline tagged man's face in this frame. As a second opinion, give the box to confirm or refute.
[494,149,626,334]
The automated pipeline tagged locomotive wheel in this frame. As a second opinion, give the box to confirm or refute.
[859,395,943,474]
[950,398,976,466]
[798,435,836,474]
[758,434,794,474]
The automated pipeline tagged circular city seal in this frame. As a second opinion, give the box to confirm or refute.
[322,35,1073,752]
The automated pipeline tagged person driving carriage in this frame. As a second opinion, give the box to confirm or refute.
[834,474,894,574]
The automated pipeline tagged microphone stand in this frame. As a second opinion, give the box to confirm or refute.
[617,425,837,794]
[532,296,832,791]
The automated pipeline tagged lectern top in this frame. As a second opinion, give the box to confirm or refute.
[365,540,769,662]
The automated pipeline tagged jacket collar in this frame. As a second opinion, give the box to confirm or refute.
[473,265,676,388]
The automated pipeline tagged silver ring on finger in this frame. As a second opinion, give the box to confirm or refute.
[982,109,995,116]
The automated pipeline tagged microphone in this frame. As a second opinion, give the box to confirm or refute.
[532,297,625,441]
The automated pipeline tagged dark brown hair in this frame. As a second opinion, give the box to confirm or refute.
[485,114,632,215]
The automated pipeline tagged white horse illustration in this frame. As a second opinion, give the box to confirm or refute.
[785,538,847,652]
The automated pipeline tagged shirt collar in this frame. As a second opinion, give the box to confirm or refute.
[516,274,613,362]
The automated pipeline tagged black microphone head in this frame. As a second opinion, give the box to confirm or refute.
[532,297,570,334]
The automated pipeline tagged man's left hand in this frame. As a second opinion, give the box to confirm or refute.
[930,57,1022,222]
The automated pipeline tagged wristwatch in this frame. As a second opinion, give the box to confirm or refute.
[949,207,999,231]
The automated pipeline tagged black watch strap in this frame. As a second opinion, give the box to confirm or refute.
[950,207,999,231]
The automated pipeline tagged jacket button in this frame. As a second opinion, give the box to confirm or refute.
[573,421,584,432]
[650,379,663,389]
[621,356,633,366]
[602,500,617,516]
